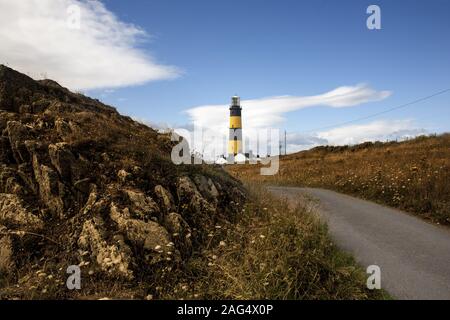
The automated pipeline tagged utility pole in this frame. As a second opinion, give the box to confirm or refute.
[284,130,287,155]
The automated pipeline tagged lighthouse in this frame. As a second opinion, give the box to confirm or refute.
[228,95,243,156]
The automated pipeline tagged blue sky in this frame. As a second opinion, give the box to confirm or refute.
[93,0,450,136]
[1,0,449,152]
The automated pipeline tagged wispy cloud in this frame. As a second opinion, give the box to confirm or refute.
[185,84,391,135]
[181,84,393,159]
[138,86,424,159]
[286,119,428,154]
[0,0,179,90]
[317,119,427,146]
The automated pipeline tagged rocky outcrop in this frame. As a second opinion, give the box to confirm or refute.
[177,176,217,233]
[0,65,246,299]
[48,143,76,181]
[0,231,14,275]
[164,212,192,256]
[110,204,176,264]
[33,161,65,218]
[154,185,176,213]
[78,217,134,280]
[0,165,25,195]
[193,174,219,201]
[0,193,43,231]
[6,121,31,164]
[124,189,160,221]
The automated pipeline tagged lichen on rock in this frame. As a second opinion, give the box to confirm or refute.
[78,217,134,280]
[110,203,176,264]
[0,229,14,276]
[124,188,160,221]
[0,193,43,231]
[154,185,176,213]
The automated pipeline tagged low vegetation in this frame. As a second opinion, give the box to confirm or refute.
[0,65,387,300]
[161,184,387,300]
[0,65,245,299]
[228,134,450,225]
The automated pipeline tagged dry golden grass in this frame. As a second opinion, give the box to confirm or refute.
[162,184,388,300]
[228,134,450,225]
[1,183,388,300]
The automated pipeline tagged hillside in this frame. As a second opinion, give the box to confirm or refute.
[0,65,385,300]
[228,135,450,225]
[0,65,246,299]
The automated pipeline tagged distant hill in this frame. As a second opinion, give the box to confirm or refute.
[228,134,450,225]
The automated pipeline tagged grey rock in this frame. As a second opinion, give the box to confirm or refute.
[110,203,175,264]
[193,174,219,202]
[176,176,217,235]
[154,185,175,213]
[124,189,160,221]
[32,155,64,218]
[78,216,134,280]
[0,193,44,231]
[0,231,14,274]
[6,121,30,163]
[164,212,192,255]
[48,142,76,181]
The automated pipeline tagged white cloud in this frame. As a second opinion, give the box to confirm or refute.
[185,84,391,136]
[0,0,179,90]
[284,132,328,154]
[317,119,427,146]
[284,119,428,154]
[183,84,391,159]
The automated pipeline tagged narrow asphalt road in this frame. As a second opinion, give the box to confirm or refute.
[268,186,450,300]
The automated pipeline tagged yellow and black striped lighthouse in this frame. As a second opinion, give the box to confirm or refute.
[228,95,243,156]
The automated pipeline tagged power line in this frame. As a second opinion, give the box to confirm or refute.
[302,88,450,133]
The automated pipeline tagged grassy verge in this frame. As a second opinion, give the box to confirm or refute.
[163,183,388,300]
[228,134,450,225]
[1,183,388,300]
